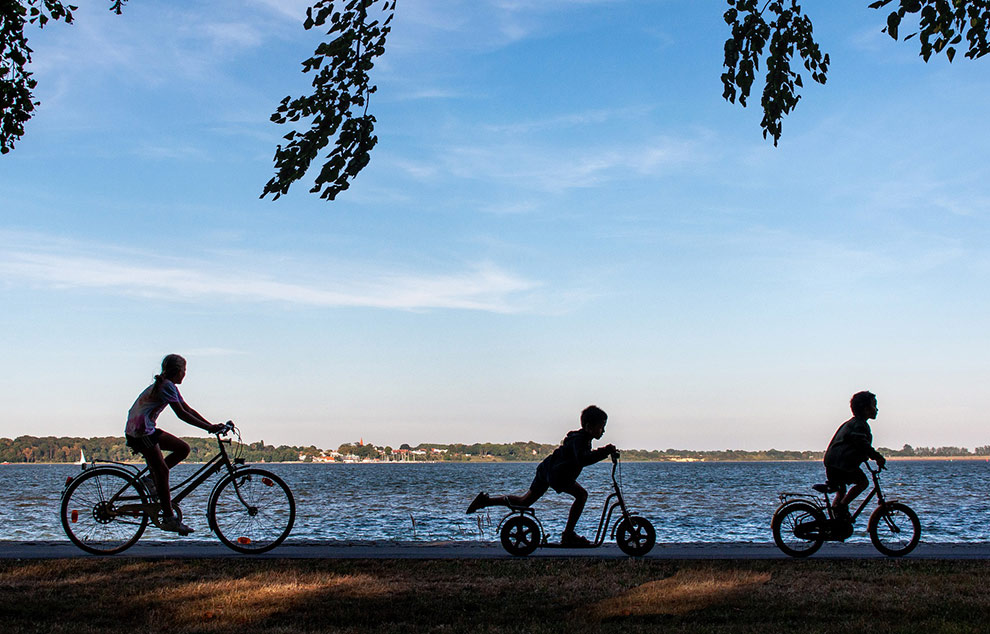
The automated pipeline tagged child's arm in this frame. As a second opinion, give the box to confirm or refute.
[169,401,222,434]
[579,443,616,466]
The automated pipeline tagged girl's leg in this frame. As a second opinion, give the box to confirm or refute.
[157,430,190,469]
[138,443,175,518]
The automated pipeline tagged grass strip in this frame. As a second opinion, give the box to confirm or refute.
[2,558,989,633]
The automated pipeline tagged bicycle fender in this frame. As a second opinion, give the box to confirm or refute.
[495,509,544,537]
[773,498,824,518]
[60,464,140,500]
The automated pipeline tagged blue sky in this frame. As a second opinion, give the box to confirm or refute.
[2,0,988,451]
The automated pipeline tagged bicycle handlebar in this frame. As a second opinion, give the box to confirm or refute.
[216,421,235,436]
[865,458,886,474]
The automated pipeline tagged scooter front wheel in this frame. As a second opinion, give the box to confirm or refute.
[616,516,656,556]
[500,515,541,556]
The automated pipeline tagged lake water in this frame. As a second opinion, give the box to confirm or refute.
[4,460,990,544]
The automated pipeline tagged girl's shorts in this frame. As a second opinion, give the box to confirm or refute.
[125,429,163,453]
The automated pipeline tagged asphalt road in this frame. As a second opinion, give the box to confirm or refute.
[3,540,990,559]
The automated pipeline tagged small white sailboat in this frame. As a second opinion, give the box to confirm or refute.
[78,449,86,465]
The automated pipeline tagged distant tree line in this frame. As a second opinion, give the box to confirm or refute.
[3,436,988,464]
[0,436,313,464]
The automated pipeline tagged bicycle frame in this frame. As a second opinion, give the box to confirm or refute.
[68,433,246,519]
[778,462,888,524]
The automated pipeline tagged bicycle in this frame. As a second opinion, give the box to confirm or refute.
[59,422,295,555]
[771,460,920,557]
[497,452,656,556]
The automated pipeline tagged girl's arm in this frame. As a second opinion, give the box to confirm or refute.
[169,401,221,433]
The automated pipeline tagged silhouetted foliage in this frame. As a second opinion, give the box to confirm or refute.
[1,1,987,195]
[262,0,395,202]
[0,435,310,463]
[3,435,986,463]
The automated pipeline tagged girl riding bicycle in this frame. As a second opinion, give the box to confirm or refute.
[125,354,224,535]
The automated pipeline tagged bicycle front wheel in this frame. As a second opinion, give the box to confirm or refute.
[208,468,295,554]
[868,502,920,556]
[60,468,149,555]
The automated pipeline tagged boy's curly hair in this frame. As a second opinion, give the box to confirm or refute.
[580,405,607,429]
[849,391,877,417]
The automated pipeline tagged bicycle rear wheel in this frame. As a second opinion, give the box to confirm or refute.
[771,501,826,557]
[868,502,920,556]
[60,468,149,555]
[208,468,295,554]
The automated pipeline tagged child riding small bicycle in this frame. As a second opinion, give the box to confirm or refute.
[466,405,616,546]
[823,391,886,520]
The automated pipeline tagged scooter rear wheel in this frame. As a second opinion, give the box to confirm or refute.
[616,516,656,556]
[500,515,540,556]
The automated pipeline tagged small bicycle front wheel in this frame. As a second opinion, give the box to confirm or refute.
[60,468,149,555]
[208,468,295,554]
[771,501,826,558]
[499,515,541,556]
[616,516,656,556]
[868,502,920,557]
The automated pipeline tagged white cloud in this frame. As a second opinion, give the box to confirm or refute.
[0,233,539,313]
[438,134,707,192]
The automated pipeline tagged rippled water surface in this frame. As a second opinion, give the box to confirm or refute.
[4,460,989,544]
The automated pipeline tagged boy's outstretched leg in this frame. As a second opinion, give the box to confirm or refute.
[559,482,590,546]
[467,489,541,514]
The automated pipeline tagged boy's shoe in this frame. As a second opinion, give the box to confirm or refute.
[140,475,158,498]
[560,531,591,547]
[160,516,193,536]
[466,492,489,514]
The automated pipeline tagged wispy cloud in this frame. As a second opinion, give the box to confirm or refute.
[437,135,708,192]
[0,233,539,313]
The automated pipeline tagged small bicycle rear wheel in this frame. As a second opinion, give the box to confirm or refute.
[60,468,149,555]
[500,515,540,556]
[208,468,295,554]
[868,502,920,557]
[616,516,656,556]
[771,501,826,558]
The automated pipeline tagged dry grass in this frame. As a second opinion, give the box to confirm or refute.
[2,558,990,633]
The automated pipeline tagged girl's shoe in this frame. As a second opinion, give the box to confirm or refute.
[466,492,489,514]
[160,516,193,536]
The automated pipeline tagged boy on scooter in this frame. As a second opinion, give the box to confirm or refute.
[466,405,616,546]
[823,391,886,520]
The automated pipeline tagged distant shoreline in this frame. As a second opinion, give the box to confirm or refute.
[4,455,988,466]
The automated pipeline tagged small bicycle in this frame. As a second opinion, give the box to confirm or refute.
[497,453,656,556]
[59,422,295,555]
[771,461,920,557]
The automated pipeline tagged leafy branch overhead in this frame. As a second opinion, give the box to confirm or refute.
[721,0,990,145]
[870,0,990,62]
[0,1,988,199]
[261,0,395,202]
[721,0,830,146]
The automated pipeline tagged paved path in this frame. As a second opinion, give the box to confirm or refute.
[4,540,990,559]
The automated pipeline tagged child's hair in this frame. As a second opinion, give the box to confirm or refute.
[153,354,186,396]
[580,405,607,429]
[849,391,877,417]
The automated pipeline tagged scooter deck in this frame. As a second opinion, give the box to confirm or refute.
[540,542,601,549]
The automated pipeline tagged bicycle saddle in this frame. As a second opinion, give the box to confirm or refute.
[812,483,840,493]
